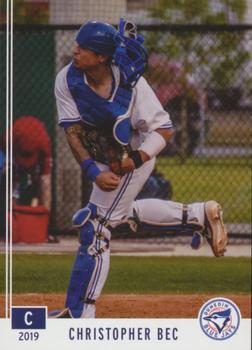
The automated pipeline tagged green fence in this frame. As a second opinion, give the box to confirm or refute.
[13,31,55,137]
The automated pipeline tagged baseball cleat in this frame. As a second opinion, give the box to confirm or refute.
[204,200,228,257]
[48,308,73,318]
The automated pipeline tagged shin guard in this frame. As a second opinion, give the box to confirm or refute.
[65,239,96,318]
[65,204,110,318]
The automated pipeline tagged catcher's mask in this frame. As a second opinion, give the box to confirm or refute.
[114,18,148,87]
[76,21,122,56]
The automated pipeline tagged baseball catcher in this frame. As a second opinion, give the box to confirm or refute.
[51,19,227,318]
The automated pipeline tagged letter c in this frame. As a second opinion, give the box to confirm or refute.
[24,311,33,326]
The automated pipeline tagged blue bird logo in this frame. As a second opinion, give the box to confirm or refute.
[203,309,231,334]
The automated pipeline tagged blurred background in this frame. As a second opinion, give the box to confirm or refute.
[0,0,251,244]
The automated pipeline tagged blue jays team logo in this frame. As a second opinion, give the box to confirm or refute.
[198,297,241,340]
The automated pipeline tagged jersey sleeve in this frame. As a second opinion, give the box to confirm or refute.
[55,65,82,127]
[131,77,173,132]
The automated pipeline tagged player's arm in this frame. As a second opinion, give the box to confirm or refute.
[64,124,120,191]
[138,127,173,163]
[64,124,90,163]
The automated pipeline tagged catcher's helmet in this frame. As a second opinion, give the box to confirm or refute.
[76,21,121,56]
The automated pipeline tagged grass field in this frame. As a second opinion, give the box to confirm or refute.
[0,254,251,294]
[157,156,251,223]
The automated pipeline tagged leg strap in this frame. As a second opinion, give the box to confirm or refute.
[87,220,111,257]
[125,208,142,233]
[89,238,110,257]
[182,204,188,226]
[84,298,96,304]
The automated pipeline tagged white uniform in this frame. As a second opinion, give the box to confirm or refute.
[55,63,205,318]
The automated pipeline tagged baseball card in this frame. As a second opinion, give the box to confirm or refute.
[0,1,251,349]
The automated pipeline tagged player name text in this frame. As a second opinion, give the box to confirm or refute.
[68,327,178,341]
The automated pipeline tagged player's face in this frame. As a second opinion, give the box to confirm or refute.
[72,44,106,70]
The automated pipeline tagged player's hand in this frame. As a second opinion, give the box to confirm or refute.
[109,150,149,175]
[109,156,135,175]
[119,157,136,174]
[95,171,121,191]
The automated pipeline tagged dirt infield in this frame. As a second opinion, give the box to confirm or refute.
[1,294,251,318]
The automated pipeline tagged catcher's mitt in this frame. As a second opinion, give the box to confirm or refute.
[80,126,132,175]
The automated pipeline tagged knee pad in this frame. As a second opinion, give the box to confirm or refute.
[72,203,98,247]
[72,202,97,228]
[72,202,111,249]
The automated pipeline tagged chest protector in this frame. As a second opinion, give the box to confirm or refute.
[66,63,133,145]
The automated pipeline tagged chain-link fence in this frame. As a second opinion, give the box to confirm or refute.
[0,0,251,238]
[1,0,252,25]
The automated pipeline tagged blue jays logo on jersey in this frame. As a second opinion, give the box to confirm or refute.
[198,297,241,340]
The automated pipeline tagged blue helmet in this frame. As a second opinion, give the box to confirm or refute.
[76,21,121,56]
[114,18,148,86]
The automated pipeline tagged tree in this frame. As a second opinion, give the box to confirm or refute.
[146,0,250,90]
[0,1,49,24]
[145,0,251,159]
